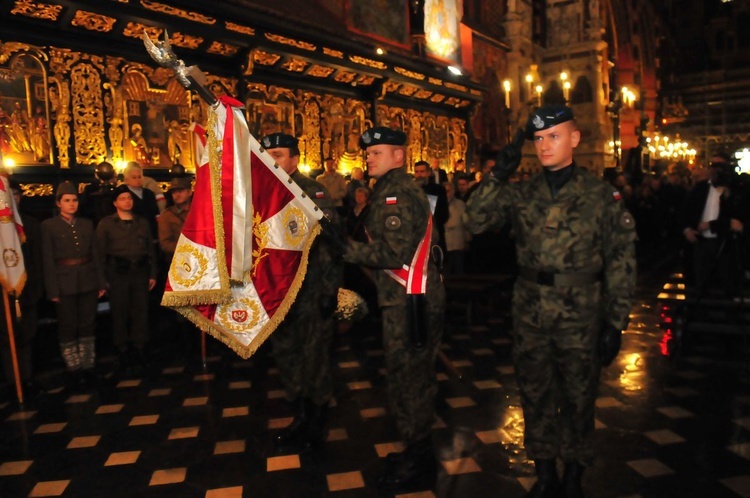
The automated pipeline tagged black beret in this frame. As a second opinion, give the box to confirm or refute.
[112,184,133,200]
[359,127,407,149]
[526,105,575,139]
[261,133,298,150]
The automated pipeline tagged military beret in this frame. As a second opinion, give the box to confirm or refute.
[359,126,407,149]
[56,181,77,197]
[112,184,133,200]
[168,176,192,191]
[261,133,298,150]
[526,105,575,139]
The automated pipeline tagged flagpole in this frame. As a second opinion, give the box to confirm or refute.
[2,287,24,404]
[200,331,207,371]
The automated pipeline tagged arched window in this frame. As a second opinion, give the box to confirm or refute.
[570,76,593,104]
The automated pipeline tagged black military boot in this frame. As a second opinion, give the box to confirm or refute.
[301,400,328,448]
[377,437,437,491]
[274,398,309,447]
[560,461,585,498]
[525,459,560,498]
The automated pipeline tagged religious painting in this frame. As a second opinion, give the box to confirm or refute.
[425,0,462,62]
[0,52,52,166]
[346,0,410,46]
[245,86,296,139]
[121,71,192,169]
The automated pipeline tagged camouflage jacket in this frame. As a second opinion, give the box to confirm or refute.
[343,167,443,308]
[291,170,342,308]
[464,165,636,330]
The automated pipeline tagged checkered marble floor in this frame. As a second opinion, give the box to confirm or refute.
[2,275,750,497]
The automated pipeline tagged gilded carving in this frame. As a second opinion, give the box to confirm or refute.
[265,33,316,51]
[430,94,446,103]
[50,78,71,168]
[103,82,124,162]
[398,86,418,97]
[123,22,163,40]
[281,59,308,73]
[428,77,443,86]
[207,42,239,57]
[355,75,375,86]
[10,0,62,21]
[71,11,117,32]
[299,97,321,172]
[323,48,344,58]
[394,67,425,80]
[376,104,466,172]
[307,65,335,78]
[140,0,216,25]
[19,183,53,197]
[171,33,204,50]
[333,71,356,84]
[444,81,468,92]
[348,55,387,70]
[104,56,125,85]
[382,81,401,94]
[252,50,281,66]
[319,95,368,172]
[0,42,35,65]
[70,62,106,165]
[226,22,255,36]
[414,90,433,99]
[244,84,296,138]
[444,97,462,107]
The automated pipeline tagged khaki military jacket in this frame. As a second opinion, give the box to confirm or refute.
[344,167,443,308]
[465,165,636,330]
[41,215,105,299]
[158,202,189,255]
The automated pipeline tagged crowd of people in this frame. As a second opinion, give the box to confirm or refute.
[1,106,749,497]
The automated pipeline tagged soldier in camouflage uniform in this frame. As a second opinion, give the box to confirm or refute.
[464,106,636,498]
[342,127,445,491]
[261,133,343,449]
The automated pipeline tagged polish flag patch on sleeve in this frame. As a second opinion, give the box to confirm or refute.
[612,191,622,201]
[386,196,398,205]
[315,191,325,199]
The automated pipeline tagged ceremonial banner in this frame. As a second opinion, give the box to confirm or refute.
[0,166,25,295]
[162,97,324,359]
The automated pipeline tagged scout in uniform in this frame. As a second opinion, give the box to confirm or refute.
[464,105,637,498]
[41,181,106,386]
[96,184,156,372]
[342,127,446,491]
[261,132,343,449]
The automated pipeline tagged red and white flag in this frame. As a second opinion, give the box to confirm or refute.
[162,96,323,359]
[0,167,25,295]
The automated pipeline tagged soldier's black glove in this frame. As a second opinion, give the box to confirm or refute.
[319,215,348,257]
[490,128,525,181]
[320,293,337,319]
[599,322,622,367]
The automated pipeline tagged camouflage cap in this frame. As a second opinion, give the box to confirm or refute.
[168,176,192,191]
[359,126,407,149]
[526,105,575,139]
[56,181,77,197]
[261,133,298,150]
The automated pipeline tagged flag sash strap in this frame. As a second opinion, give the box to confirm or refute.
[383,215,432,295]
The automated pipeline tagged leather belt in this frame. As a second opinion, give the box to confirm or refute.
[519,267,601,287]
[56,257,91,266]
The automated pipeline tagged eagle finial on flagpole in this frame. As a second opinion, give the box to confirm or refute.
[143,30,218,106]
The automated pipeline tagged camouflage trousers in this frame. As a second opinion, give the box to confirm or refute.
[270,307,334,407]
[512,318,601,466]
[382,297,444,444]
